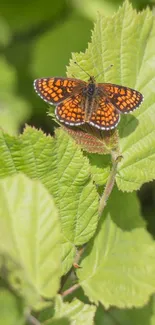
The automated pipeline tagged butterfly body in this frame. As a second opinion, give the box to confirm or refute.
[81,77,99,122]
[34,75,144,130]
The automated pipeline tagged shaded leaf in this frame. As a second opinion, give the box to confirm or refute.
[95,295,155,325]
[0,288,25,325]
[77,189,155,308]
[0,173,61,301]
[46,295,96,325]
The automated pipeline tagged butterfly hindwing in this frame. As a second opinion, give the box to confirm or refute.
[56,94,85,126]
[89,96,120,130]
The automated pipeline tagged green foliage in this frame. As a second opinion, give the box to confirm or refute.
[77,190,155,308]
[0,1,155,324]
[0,0,66,32]
[0,57,30,135]
[0,288,25,325]
[44,295,96,325]
[71,0,154,20]
[94,297,155,325]
[0,126,99,275]
[0,173,61,305]
[68,1,155,192]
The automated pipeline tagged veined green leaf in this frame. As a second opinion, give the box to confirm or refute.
[0,126,99,274]
[45,295,96,325]
[77,189,155,308]
[67,1,155,192]
[0,173,61,302]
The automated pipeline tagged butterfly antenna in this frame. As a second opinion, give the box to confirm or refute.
[95,64,113,79]
[74,61,91,78]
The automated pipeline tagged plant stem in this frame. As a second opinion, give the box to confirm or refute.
[98,152,121,216]
[61,283,80,297]
[26,314,41,325]
[61,153,121,299]
[73,246,85,267]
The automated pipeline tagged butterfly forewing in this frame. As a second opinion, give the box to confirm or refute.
[99,83,143,113]
[34,77,86,105]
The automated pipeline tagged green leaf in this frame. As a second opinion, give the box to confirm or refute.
[46,295,96,325]
[61,238,76,276]
[0,173,61,302]
[77,189,155,308]
[0,288,25,325]
[95,295,155,325]
[116,3,155,191]
[103,187,146,230]
[0,126,99,274]
[46,317,70,325]
[67,0,155,192]
[72,0,154,25]
[71,0,119,20]
[87,154,111,186]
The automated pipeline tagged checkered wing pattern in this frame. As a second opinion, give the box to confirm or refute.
[99,83,143,113]
[89,97,120,130]
[56,94,85,126]
[34,77,86,105]
[34,75,144,130]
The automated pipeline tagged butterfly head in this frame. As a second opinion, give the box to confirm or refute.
[88,76,96,84]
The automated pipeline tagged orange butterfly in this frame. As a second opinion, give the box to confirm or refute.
[34,74,143,130]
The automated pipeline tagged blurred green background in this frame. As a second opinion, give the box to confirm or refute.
[0,0,155,232]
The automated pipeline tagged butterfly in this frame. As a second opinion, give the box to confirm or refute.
[34,75,143,130]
